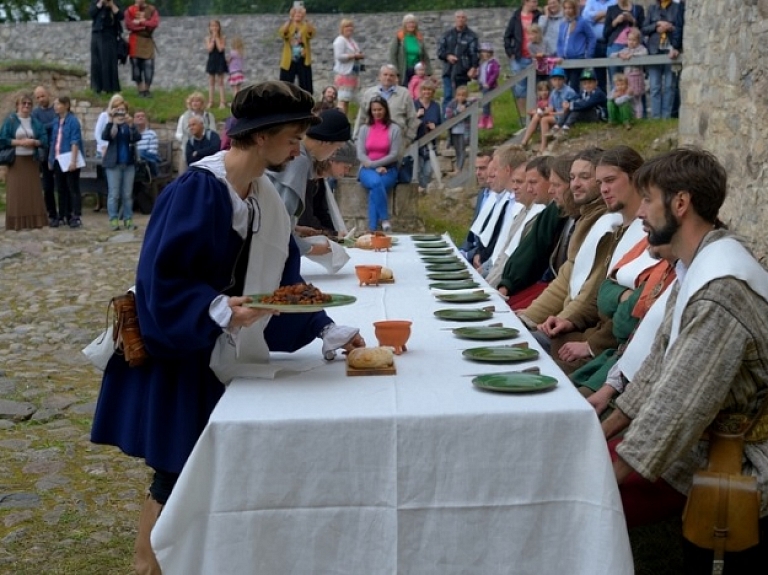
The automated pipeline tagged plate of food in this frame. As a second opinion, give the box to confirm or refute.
[411,234,443,242]
[433,308,494,322]
[452,326,520,340]
[429,280,480,290]
[427,271,472,281]
[436,291,491,303]
[461,346,540,363]
[472,372,558,393]
[246,284,356,313]
[426,262,468,272]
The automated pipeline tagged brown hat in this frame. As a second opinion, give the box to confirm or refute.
[227,81,320,137]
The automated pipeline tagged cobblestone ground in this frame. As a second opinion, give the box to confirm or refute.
[0,212,152,575]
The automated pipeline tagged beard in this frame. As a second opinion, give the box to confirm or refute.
[646,209,680,246]
[608,200,625,213]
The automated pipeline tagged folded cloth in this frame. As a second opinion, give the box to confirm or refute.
[304,235,351,274]
[321,324,361,360]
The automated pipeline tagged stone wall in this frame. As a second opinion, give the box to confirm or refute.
[678,0,768,253]
[0,9,513,95]
[0,69,88,93]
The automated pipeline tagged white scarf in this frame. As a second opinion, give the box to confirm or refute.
[489,200,523,265]
[569,212,622,299]
[617,286,672,381]
[477,191,510,247]
[469,191,499,237]
[667,236,768,353]
[607,218,646,274]
[194,153,293,384]
[504,203,546,257]
[613,239,658,290]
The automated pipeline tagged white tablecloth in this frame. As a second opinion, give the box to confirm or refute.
[152,235,633,574]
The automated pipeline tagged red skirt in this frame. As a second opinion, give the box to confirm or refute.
[507,281,549,311]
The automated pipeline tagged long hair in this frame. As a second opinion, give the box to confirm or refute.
[366,96,392,126]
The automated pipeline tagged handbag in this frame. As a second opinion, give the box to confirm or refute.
[117,34,129,65]
[0,146,15,167]
[682,403,766,573]
[110,291,148,367]
[397,155,414,184]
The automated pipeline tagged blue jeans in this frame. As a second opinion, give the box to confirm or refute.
[606,43,626,87]
[442,75,455,116]
[358,165,398,231]
[510,57,533,99]
[648,63,674,119]
[106,164,136,221]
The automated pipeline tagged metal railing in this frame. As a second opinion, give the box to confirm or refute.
[409,53,682,189]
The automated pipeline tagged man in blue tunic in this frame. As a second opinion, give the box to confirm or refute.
[90,81,365,575]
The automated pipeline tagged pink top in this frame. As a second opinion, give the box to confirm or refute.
[408,76,425,101]
[365,121,391,161]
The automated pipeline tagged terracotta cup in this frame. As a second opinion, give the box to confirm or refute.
[373,320,412,354]
[371,234,393,251]
[355,264,382,286]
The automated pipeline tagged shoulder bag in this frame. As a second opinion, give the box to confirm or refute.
[682,401,767,574]
[0,147,15,167]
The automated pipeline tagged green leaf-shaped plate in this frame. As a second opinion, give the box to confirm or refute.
[411,234,443,242]
[246,293,356,313]
[472,372,558,393]
[429,280,480,290]
[426,263,468,272]
[462,346,540,363]
[452,326,520,340]
[434,308,494,322]
[436,291,491,303]
[415,241,449,249]
[421,256,463,265]
[417,248,454,255]
[427,271,472,281]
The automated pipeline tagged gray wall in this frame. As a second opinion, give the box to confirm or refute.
[678,0,768,254]
[0,9,514,95]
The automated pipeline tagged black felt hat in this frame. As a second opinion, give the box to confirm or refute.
[307,109,351,142]
[227,81,320,137]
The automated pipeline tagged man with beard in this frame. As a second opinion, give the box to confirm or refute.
[545,145,647,372]
[601,148,768,573]
[90,81,365,575]
[518,147,616,350]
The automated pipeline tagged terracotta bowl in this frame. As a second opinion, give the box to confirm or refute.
[355,264,382,286]
[371,234,393,251]
[373,320,412,354]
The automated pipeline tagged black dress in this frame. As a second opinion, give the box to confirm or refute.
[89,1,123,94]
[206,44,228,75]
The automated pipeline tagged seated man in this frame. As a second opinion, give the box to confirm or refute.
[185,116,221,166]
[496,154,578,309]
[601,148,768,573]
[518,147,614,352]
[459,150,493,261]
[556,68,607,137]
[484,156,551,287]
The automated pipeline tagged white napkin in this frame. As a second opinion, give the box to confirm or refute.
[304,236,351,274]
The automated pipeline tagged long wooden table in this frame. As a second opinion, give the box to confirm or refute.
[151,235,633,574]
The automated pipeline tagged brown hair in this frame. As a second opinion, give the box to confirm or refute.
[527,155,553,179]
[598,145,644,179]
[633,147,727,224]
[494,144,528,172]
[550,154,579,217]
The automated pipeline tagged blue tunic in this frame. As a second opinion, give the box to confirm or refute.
[91,168,332,473]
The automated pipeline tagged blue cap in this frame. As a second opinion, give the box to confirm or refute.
[550,67,566,78]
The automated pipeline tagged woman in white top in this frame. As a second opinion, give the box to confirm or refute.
[332,18,364,114]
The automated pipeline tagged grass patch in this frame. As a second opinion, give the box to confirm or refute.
[0,60,86,77]
[71,87,234,124]
[563,118,679,156]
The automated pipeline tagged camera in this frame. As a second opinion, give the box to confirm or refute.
[359,63,366,72]
[113,111,126,118]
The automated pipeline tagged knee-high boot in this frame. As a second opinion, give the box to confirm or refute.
[134,493,164,575]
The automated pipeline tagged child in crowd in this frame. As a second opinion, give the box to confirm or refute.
[408,62,428,101]
[615,28,648,119]
[205,19,228,108]
[556,68,606,136]
[445,85,474,172]
[227,36,245,97]
[520,68,576,152]
[607,73,634,130]
[527,24,557,78]
[477,42,500,129]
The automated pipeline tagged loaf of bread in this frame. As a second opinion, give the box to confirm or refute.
[380,267,394,280]
[347,346,394,369]
[355,234,373,249]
